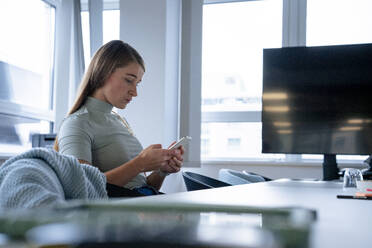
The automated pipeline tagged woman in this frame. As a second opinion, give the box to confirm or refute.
[54,40,183,196]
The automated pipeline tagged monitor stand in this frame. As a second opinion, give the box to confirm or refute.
[323,154,339,181]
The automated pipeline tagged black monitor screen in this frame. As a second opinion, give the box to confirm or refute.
[262,43,372,155]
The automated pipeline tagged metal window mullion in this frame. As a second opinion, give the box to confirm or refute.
[88,0,103,57]
[103,0,119,10]
[282,0,307,47]
[81,0,88,11]
[82,0,119,11]
[202,111,261,123]
[180,0,203,164]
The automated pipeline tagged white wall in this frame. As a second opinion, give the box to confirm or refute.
[119,0,180,148]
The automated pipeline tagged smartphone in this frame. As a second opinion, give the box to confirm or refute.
[168,136,192,149]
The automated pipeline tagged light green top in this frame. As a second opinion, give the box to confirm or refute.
[58,97,146,189]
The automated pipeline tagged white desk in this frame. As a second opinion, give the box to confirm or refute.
[120,179,372,248]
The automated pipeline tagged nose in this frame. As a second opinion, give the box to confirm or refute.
[129,85,137,97]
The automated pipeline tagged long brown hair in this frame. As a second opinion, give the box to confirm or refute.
[54,40,145,151]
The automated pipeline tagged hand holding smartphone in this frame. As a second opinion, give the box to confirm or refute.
[168,136,192,149]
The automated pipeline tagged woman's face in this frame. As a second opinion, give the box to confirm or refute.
[94,62,144,109]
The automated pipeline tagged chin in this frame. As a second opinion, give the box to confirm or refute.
[113,103,127,109]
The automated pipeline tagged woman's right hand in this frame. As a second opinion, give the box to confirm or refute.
[135,144,182,172]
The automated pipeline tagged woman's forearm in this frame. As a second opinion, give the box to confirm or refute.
[78,145,180,187]
[146,171,166,190]
[80,157,144,187]
[103,157,143,186]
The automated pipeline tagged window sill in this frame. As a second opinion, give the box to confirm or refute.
[201,159,368,169]
[0,153,16,161]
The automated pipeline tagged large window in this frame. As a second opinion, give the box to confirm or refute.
[201,0,283,161]
[0,0,55,155]
[201,0,372,163]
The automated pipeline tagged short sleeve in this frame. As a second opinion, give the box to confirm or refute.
[58,116,93,163]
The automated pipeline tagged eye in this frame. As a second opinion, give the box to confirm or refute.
[125,78,134,84]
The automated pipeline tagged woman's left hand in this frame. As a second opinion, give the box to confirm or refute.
[159,143,185,174]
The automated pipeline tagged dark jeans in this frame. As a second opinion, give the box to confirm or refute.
[106,183,163,198]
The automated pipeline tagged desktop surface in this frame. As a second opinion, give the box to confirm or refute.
[119,179,371,248]
[0,180,369,248]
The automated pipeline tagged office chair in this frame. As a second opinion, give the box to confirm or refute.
[219,169,266,185]
[182,171,231,191]
[242,170,272,181]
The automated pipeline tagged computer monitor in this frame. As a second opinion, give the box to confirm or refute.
[262,43,372,180]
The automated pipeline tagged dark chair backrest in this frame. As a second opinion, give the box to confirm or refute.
[182,171,231,191]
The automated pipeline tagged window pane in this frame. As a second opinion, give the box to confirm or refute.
[0,113,50,154]
[202,0,282,112]
[201,122,285,160]
[0,0,55,110]
[306,0,372,161]
[201,0,282,160]
[103,10,120,44]
[307,0,372,46]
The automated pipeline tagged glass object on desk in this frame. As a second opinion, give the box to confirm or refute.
[343,168,363,188]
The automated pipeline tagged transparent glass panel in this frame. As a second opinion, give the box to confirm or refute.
[0,113,50,154]
[103,10,120,44]
[201,122,285,160]
[0,0,55,110]
[307,0,372,46]
[202,0,282,112]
